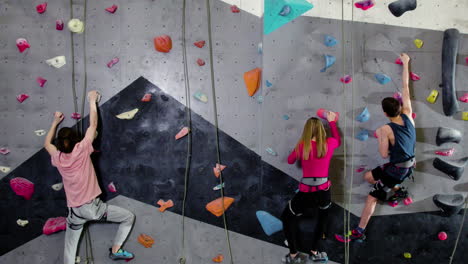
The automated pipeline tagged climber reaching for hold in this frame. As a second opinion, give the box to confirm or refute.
[44,90,136,264]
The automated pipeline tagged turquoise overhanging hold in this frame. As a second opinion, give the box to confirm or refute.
[264,0,314,35]
[256,210,283,236]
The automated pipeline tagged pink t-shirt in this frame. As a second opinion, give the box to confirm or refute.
[51,137,102,208]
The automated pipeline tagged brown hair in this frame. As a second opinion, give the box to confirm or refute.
[381,97,401,117]
[295,117,327,160]
[56,127,81,153]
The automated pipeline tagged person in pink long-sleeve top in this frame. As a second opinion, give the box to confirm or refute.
[281,111,341,264]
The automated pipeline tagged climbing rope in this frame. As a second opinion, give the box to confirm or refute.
[78,0,89,134]
[449,198,467,263]
[69,0,79,132]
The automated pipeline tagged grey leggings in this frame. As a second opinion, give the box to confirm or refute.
[64,198,135,264]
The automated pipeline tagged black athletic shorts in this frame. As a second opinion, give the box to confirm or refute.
[288,190,331,216]
[369,165,404,201]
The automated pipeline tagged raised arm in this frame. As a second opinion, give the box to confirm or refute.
[84,91,99,142]
[44,112,64,155]
[326,111,341,147]
[400,53,413,117]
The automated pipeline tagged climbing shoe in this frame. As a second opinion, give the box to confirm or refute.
[309,251,328,263]
[109,248,134,261]
[282,253,307,264]
[388,187,409,201]
[334,229,366,243]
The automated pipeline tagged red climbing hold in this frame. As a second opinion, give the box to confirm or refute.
[438,231,448,241]
[403,197,413,206]
[356,166,366,173]
[340,75,352,84]
[36,3,47,14]
[459,93,468,103]
[17,94,29,103]
[141,93,152,102]
[435,148,455,157]
[0,147,10,155]
[56,20,64,30]
[355,0,375,10]
[157,199,174,212]
[213,163,227,178]
[231,5,240,13]
[108,182,117,193]
[244,68,262,96]
[107,57,119,68]
[10,177,35,200]
[71,112,81,120]
[105,4,118,13]
[175,127,189,140]
[395,57,403,65]
[410,72,420,81]
[36,77,47,87]
[412,112,416,119]
[194,40,205,48]
[206,197,235,217]
[197,58,205,66]
[388,200,399,207]
[317,108,339,122]
[154,35,172,53]
[43,217,66,235]
[16,38,30,53]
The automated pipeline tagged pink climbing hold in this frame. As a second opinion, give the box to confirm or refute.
[354,0,375,10]
[395,57,403,65]
[393,92,402,104]
[17,94,29,103]
[412,112,416,119]
[16,38,30,53]
[43,217,66,235]
[435,148,455,157]
[197,58,205,66]
[194,40,205,48]
[403,197,413,206]
[438,231,448,241]
[317,108,339,122]
[108,182,117,193]
[36,2,47,14]
[459,93,468,103]
[465,57,468,65]
[373,131,378,138]
[340,75,352,84]
[71,112,81,120]
[0,147,10,155]
[388,200,399,207]
[141,93,152,102]
[105,4,118,13]
[175,127,189,140]
[107,57,119,68]
[37,77,47,87]
[410,72,420,81]
[56,20,64,30]
[10,177,35,200]
[231,5,240,13]
[356,166,366,173]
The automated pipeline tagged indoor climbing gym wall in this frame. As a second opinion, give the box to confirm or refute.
[0,0,467,264]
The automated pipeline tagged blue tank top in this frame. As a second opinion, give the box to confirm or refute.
[387,114,416,164]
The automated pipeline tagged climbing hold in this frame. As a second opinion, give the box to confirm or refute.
[10,177,35,200]
[17,219,29,227]
[105,4,118,13]
[433,194,465,216]
[279,5,291,16]
[354,0,375,10]
[388,0,417,17]
[403,197,413,205]
[43,217,66,235]
[213,163,227,178]
[175,127,190,140]
[356,129,369,141]
[324,35,338,47]
[16,38,30,53]
[0,166,11,173]
[256,211,283,236]
[403,252,412,259]
[257,95,264,104]
[438,231,448,241]
[266,147,278,156]
[412,112,417,119]
[393,92,403,104]
[320,55,335,72]
[340,75,352,84]
[282,115,290,120]
[141,93,152,102]
[68,19,85,33]
[107,57,119,68]
[71,112,81,120]
[137,234,155,248]
[161,94,169,101]
[230,5,240,13]
[356,165,366,173]
[388,200,399,207]
[435,148,455,157]
[459,93,468,103]
[154,35,172,53]
[212,254,224,263]
[16,94,29,103]
[51,182,63,191]
[244,68,262,96]
[426,90,439,104]
[213,183,225,191]
[194,40,205,48]
[206,197,235,217]
[36,2,47,14]
[410,72,420,81]
[414,39,424,48]
[257,43,263,54]
[436,127,462,146]
[317,108,339,122]
[265,80,273,87]
[0,147,10,155]
[56,20,64,30]
[116,108,139,120]
[433,157,467,181]
[395,57,403,65]
[34,129,46,136]
[193,91,208,103]
[373,131,378,138]
[356,107,370,122]
[375,73,391,85]
[197,58,205,66]
[36,77,47,87]
[441,29,460,116]
[108,182,117,193]
[157,199,174,212]
[264,0,314,35]
[46,55,66,68]
[463,112,468,121]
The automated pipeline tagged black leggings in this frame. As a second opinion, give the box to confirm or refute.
[281,190,331,254]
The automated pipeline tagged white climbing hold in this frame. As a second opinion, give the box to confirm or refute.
[51,183,63,191]
[17,219,29,227]
[193,91,208,103]
[116,109,139,120]
[213,182,225,191]
[0,166,11,173]
[68,19,85,33]
[0,147,10,155]
[266,147,277,156]
[46,56,66,68]
[35,129,46,136]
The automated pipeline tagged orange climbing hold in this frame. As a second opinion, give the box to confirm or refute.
[244,68,262,96]
[137,233,155,248]
[141,93,152,102]
[175,127,190,140]
[154,35,172,53]
[157,199,174,212]
[206,197,235,217]
[194,40,205,48]
[213,163,227,178]
[212,254,224,263]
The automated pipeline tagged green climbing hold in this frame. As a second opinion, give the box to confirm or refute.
[264,0,314,35]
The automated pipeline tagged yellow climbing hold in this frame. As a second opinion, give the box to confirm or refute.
[116,108,139,120]
[462,112,468,121]
[0,166,11,173]
[426,90,438,104]
[403,252,412,259]
[414,39,423,49]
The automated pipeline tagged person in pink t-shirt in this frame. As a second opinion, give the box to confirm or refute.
[44,91,135,264]
[281,111,341,264]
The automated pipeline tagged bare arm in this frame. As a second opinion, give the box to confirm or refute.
[44,112,64,155]
[400,53,413,117]
[376,125,390,159]
[84,91,99,142]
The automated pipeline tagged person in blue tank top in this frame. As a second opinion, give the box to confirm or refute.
[336,53,416,243]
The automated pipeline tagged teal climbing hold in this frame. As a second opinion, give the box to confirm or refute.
[266,80,273,87]
[258,43,263,54]
[356,107,370,122]
[257,95,264,104]
[264,0,314,35]
[356,129,369,141]
[324,35,338,47]
[320,55,336,72]
[256,211,283,236]
[282,114,290,120]
[375,73,391,85]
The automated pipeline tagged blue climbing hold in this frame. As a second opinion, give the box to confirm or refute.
[324,35,338,47]
[320,55,336,72]
[356,107,370,122]
[264,0,314,35]
[282,114,290,120]
[256,211,283,236]
[266,80,273,87]
[257,95,264,104]
[375,73,391,85]
[356,129,369,141]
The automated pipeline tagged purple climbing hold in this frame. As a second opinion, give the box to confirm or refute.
[356,107,370,122]
[36,77,47,87]
[356,129,369,141]
[393,92,402,104]
[388,0,417,17]
[56,20,64,30]
[107,57,119,68]
[340,75,352,84]
[71,112,81,120]
[355,0,375,11]
[375,73,391,85]
[320,55,336,72]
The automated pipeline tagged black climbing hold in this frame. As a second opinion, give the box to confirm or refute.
[441,28,460,116]
[160,94,169,101]
[433,194,465,217]
[388,0,417,17]
[436,127,461,146]
[433,157,467,181]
